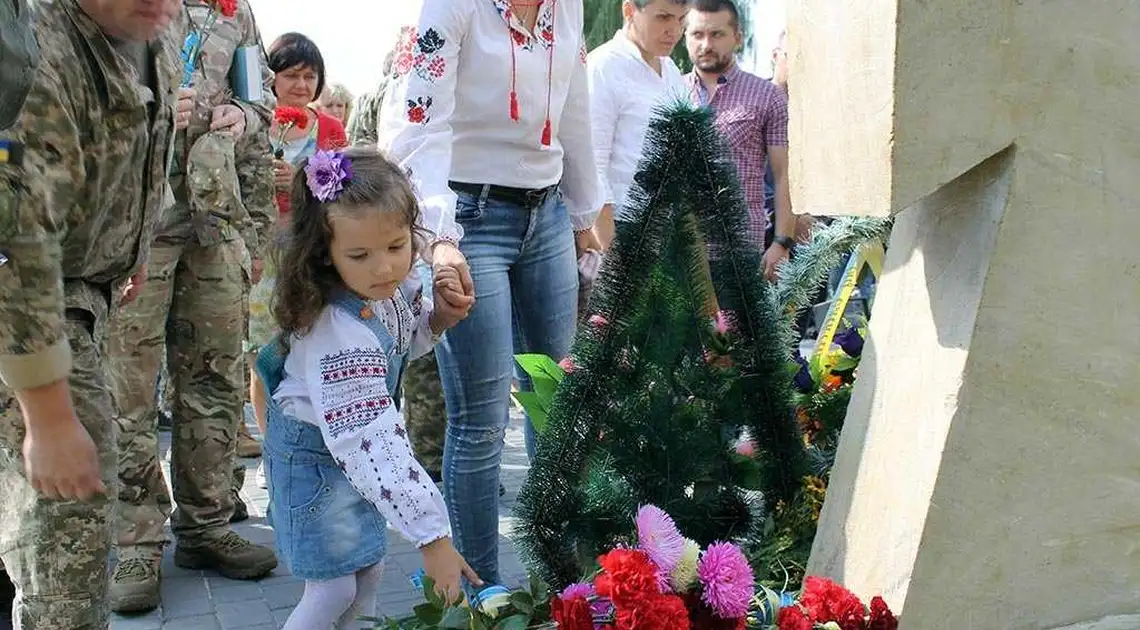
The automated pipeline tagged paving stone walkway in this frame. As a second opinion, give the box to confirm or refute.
[112,412,533,630]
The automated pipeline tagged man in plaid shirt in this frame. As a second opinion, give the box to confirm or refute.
[685,0,793,280]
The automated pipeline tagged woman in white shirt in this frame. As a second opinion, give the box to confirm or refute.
[380,0,602,588]
[587,0,688,246]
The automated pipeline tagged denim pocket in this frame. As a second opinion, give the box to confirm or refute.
[455,194,484,221]
[289,462,334,524]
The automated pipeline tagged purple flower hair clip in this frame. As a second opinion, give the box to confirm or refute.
[305,150,353,202]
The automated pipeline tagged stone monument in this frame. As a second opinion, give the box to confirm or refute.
[787,0,1140,628]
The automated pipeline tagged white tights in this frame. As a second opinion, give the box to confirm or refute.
[282,563,385,630]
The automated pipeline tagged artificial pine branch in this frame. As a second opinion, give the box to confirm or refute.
[513,102,806,589]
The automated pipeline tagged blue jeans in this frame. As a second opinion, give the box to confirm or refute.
[435,185,579,584]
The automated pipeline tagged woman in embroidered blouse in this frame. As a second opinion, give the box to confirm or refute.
[258,148,479,628]
[380,0,603,587]
[248,33,349,487]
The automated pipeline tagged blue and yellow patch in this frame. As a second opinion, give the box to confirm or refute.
[0,140,23,166]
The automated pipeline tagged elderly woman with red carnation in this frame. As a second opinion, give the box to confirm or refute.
[246,32,348,485]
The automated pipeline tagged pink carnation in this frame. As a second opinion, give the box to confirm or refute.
[588,314,609,327]
[697,542,754,618]
[558,357,576,372]
[735,438,757,458]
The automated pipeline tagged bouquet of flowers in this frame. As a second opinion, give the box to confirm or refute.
[371,505,755,629]
[551,504,755,630]
[769,577,897,630]
[272,107,309,159]
[179,0,239,87]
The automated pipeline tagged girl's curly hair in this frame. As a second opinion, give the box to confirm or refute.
[271,147,428,344]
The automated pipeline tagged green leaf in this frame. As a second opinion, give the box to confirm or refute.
[529,574,550,603]
[493,615,530,630]
[439,607,471,629]
[421,576,442,609]
[413,603,443,626]
[511,391,549,433]
[514,354,565,385]
[509,591,535,616]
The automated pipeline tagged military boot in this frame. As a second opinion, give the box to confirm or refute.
[109,546,163,613]
[174,531,277,580]
[229,465,248,523]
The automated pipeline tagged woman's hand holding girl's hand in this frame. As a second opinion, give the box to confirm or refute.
[429,267,475,334]
[420,537,482,604]
[273,160,294,190]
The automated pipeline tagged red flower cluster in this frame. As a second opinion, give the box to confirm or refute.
[212,0,237,18]
[551,595,592,630]
[778,577,898,630]
[274,107,309,130]
[593,549,691,630]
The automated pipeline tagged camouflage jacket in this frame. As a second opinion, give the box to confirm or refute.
[0,0,177,390]
[346,76,388,146]
[162,0,275,260]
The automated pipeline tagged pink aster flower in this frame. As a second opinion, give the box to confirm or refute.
[635,505,686,590]
[697,541,754,618]
[560,582,595,600]
[712,310,734,335]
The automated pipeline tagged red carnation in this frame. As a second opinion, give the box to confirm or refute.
[800,576,866,624]
[777,606,813,630]
[615,595,690,630]
[868,596,898,630]
[275,106,309,130]
[594,549,660,609]
[551,595,593,630]
[213,0,237,18]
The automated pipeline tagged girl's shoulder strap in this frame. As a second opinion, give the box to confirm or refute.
[329,289,397,354]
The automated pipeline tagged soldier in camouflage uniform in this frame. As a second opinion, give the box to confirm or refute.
[0,0,181,626]
[345,48,394,147]
[105,0,279,614]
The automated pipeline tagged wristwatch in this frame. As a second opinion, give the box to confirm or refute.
[773,235,796,251]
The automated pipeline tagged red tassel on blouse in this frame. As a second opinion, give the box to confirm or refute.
[510,91,520,121]
[541,118,552,146]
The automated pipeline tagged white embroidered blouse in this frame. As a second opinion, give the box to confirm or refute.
[379,0,602,242]
[271,272,450,548]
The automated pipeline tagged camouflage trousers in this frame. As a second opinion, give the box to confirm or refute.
[107,238,249,553]
[402,351,446,475]
[0,296,117,629]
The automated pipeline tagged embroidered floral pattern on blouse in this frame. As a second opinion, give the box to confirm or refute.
[406,96,433,125]
[319,348,393,438]
[535,8,555,49]
[392,26,448,82]
[579,41,588,65]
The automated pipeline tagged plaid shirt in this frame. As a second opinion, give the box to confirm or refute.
[687,65,788,247]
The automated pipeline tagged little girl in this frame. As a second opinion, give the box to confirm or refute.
[257,147,481,628]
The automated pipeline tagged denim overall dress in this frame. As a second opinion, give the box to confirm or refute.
[255,292,408,580]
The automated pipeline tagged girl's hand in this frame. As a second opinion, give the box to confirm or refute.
[273,160,294,190]
[430,267,474,333]
[420,537,482,604]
